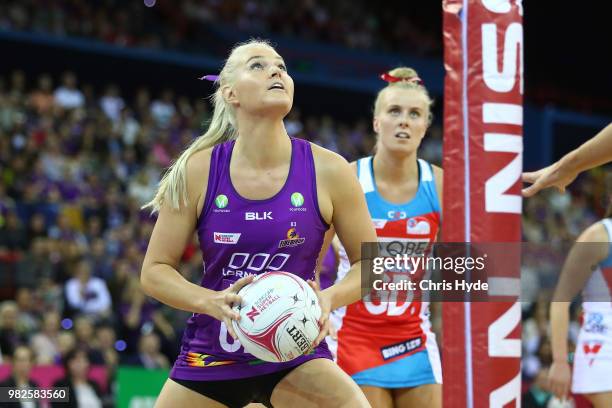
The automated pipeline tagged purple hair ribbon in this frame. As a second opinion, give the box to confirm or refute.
[199,75,219,82]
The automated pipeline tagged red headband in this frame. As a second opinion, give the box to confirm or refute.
[380,72,424,86]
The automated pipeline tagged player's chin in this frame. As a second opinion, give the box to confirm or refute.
[388,142,417,155]
[257,98,292,117]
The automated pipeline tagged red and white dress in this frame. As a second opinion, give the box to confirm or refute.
[328,157,442,388]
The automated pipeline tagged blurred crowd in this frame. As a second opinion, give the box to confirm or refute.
[0,0,441,56]
[3,0,611,118]
[0,63,607,406]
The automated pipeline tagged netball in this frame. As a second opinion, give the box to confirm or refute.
[232,272,321,363]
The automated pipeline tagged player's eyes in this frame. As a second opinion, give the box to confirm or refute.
[410,111,421,118]
[250,62,264,70]
[278,64,287,71]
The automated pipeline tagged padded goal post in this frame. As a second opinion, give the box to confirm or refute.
[442,1,523,407]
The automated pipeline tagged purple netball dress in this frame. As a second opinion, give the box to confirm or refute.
[319,245,337,290]
[170,137,333,381]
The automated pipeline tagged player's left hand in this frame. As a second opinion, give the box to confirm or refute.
[547,360,572,401]
[307,279,331,352]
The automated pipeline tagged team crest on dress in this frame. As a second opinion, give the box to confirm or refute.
[278,227,306,248]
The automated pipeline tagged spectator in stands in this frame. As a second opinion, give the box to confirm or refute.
[127,169,157,207]
[16,239,53,289]
[124,332,169,370]
[106,259,134,313]
[29,310,60,364]
[52,348,103,408]
[94,323,119,373]
[99,84,125,122]
[150,89,175,128]
[28,74,56,115]
[36,272,64,315]
[0,345,41,408]
[55,331,76,364]
[0,301,27,359]
[523,298,551,376]
[0,211,28,253]
[39,136,67,183]
[14,287,39,337]
[0,185,15,224]
[8,71,26,100]
[86,238,113,280]
[119,277,175,354]
[53,71,84,110]
[64,259,111,319]
[25,213,48,244]
[72,316,103,364]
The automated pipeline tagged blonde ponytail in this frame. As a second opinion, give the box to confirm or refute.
[143,38,276,213]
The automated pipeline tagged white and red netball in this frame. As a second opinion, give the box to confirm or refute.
[232,271,321,362]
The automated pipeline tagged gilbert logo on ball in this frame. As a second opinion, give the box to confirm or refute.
[215,194,228,208]
[290,192,304,207]
[232,271,321,362]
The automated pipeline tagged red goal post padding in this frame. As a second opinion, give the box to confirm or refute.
[442,1,523,407]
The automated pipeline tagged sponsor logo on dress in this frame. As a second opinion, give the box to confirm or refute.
[291,192,304,207]
[290,192,307,212]
[380,337,422,360]
[213,194,230,213]
[213,232,241,245]
[278,227,306,248]
[372,219,388,229]
[584,312,607,334]
[388,210,407,220]
[245,211,273,221]
[583,341,603,367]
[215,194,228,208]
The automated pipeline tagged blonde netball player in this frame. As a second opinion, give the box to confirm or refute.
[140,39,377,408]
[549,210,612,407]
[523,123,612,197]
[329,68,443,408]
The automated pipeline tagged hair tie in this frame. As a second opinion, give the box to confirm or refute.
[380,72,424,86]
[199,75,219,82]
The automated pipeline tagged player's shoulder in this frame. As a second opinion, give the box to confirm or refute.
[431,163,443,178]
[430,163,443,193]
[417,158,442,178]
[310,143,353,179]
[578,220,610,243]
[186,146,214,177]
[185,146,215,200]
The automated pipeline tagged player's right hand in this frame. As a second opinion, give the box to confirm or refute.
[205,275,255,339]
[547,360,572,401]
[522,160,579,197]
